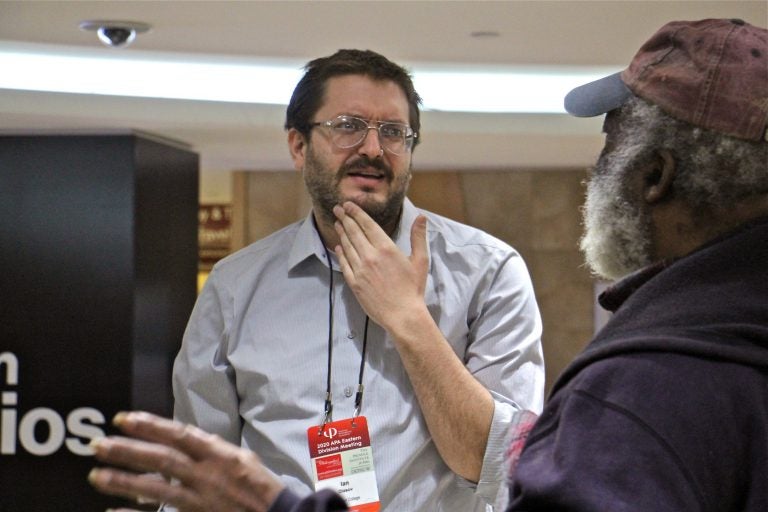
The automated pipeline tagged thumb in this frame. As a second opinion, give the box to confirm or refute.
[409,215,428,275]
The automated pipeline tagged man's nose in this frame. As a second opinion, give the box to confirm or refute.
[357,126,384,158]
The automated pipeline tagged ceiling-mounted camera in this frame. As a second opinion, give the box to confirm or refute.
[97,26,136,48]
[79,20,151,48]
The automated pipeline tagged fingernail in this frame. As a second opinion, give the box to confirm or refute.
[113,411,137,429]
[89,436,111,455]
[88,468,104,485]
[113,411,128,427]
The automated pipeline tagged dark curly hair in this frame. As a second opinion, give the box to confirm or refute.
[284,49,422,149]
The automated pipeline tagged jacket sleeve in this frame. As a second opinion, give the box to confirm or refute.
[268,489,349,512]
[507,388,703,511]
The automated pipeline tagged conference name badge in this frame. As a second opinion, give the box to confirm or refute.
[307,416,380,512]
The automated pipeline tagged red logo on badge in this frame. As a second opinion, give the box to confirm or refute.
[315,454,344,480]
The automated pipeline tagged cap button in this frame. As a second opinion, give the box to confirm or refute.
[730,18,745,25]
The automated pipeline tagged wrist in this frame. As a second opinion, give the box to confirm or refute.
[384,303,436,350]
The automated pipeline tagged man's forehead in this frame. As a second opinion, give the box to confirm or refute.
[319,75,409,118]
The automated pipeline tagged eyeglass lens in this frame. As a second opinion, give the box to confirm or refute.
[328,116,414,154]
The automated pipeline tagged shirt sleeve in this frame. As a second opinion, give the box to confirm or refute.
[171,266,242,444]
[468,251,546,504]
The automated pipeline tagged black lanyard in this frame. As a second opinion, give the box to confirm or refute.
[320,234,369,432]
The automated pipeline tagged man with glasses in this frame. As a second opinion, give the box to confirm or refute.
[91,49,544,511]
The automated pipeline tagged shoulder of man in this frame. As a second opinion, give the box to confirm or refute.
[419,207,517,255]
[209,218,305,279]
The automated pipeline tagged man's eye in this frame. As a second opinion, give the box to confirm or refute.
[381,125,405,138]
[335,119,364,132]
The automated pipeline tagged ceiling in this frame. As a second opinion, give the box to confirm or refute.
[1,1,765,177]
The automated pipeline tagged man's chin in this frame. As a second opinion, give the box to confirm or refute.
[341,192,386,211]
[581,232,631,281]
[585,257,627,282]
[582,241,651,281]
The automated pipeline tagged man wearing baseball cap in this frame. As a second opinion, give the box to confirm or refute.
[88,18,767,512]
[507,17,768,511]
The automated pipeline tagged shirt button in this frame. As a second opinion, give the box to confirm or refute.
[344,386,354,398]
[347,331,356,339]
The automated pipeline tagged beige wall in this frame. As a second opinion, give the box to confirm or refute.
[230,169,596,394]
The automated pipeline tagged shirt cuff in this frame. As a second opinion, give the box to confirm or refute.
[476,398,538,507]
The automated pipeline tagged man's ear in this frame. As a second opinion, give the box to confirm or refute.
[643,149,676,204]
[287,128,307,171]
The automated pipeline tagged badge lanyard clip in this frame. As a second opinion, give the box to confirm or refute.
[320,392,333,433]
[353,384,364,418]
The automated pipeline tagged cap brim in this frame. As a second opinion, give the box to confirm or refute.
[564,72,633,117]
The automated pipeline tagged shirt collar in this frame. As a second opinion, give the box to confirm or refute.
[597,261,669,313]
[287,197,430,271]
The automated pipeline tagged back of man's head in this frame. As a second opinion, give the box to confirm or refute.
[567,19,768,278]
[567,19,767,210]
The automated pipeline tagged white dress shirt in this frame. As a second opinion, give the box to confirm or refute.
[171,198,544,511]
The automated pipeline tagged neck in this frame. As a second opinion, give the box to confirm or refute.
[312,210,341,251]
[652,194,768,261]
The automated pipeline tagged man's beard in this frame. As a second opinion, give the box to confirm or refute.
[303,146,410,229]
[580,142,654,281]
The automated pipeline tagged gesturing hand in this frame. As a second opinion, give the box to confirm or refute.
[88,411,284,512]
[332,202,429,333]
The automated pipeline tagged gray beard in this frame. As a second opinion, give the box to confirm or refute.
[580,145,654,281]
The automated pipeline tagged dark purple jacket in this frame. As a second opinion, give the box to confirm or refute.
[508,218,768,511]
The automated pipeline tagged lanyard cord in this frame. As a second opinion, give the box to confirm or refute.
[322,243,334,428]
[320,237,369,431]
[354,316,370,418]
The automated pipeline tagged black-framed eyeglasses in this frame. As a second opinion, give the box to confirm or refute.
[309,115,417,155]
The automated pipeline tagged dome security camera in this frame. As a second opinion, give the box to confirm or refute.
[97,26,136,48]
[79,20,151,48]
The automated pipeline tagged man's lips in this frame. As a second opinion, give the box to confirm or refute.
[346,168,385,180]
[344,172,385,191]
[340,157,392,182]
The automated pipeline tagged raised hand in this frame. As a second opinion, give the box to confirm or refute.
[332,201,428,333]
[88,411,284,512]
